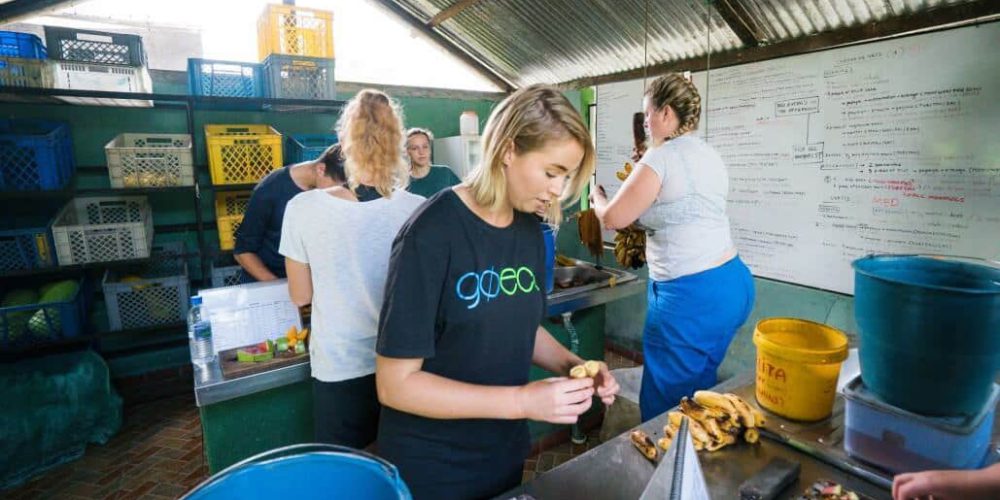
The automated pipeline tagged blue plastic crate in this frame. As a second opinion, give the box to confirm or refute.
[263,54,336,101]
[0,31,46,59]
[285,133,338,163]
[0,213,57,273]
[188,58,264,98]
[0,276,90,349]
[0,120,74,191]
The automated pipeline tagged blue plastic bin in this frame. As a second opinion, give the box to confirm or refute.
[188,58,264,98]
[853,255,1000,416]
[0,31,46,59]
[0,212,57,273]
[0,119,75,191]
[182,444,411,500]
[285,133,338,163]
[542,223,556,294]
[0,276,89,349]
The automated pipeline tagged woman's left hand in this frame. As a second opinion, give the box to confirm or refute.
[593,361,620,405]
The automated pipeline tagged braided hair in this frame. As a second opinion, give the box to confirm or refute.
[644,73,701,140]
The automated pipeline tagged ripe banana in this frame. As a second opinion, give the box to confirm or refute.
[744,428,760,444]
[630,430,658,462]
[723,393,757,428]
[680,397,728,422]
[694,390,739,417]
[672,392,765,454]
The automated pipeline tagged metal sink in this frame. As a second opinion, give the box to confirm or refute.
[548,260,638,301]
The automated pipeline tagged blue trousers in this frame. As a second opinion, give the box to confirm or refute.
[639,256,755,421]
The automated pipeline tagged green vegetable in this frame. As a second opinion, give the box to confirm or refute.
[237,349,255,362]
[2,289,39,341]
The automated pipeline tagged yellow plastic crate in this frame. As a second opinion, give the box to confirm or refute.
[215,191,252,251]
[205,124,283,185]
[257,4,335,61]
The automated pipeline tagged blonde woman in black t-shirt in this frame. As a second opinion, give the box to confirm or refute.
[376,85,621,499]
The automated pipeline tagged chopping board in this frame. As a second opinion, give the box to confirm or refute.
[219,346,309,380]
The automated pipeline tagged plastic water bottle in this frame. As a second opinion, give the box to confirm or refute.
[188,296,216,366]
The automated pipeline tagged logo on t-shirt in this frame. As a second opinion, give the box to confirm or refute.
[456,265,539,309]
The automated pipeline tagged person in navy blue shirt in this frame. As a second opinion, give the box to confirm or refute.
[233,144,345,283]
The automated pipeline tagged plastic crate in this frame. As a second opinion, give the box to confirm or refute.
[105,133,194,188]
[257,4,334,61]
[103,242,189,331]
[188,58,265,98]
[51,196,154,265]
[263,54,335,101]
[285,133,338,163]
[0,214,57,273]
[0,119,74,191]
[1,276,89,348]
[50,61,152,107]
[205,125,283,185]
[215,191,252,251]
[0,57,51,88]
[0,31,47,59]
[44,26,146,66]
[209,262,244,288]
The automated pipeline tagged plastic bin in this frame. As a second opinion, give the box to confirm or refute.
[853,255,1000,416]
[843,374,998,474]
[0,213,57,273]
[215,191,252,251]
[0,276,89,348]
[263,54,335,101]
[183,444,410,500]
[50,61,152,107]
[44,26,146,66]
[209,262,243,288]
[0,31,46,59]
[51,196,154,265]
[285,133,338,163]
[257,4,335,61]
[0,119,74,191]
[103,242,189,331]
[205,125,283,185]
[753,317,849,421]
[0,57,51,88]
[105,133,194,188]
[188,58,265,98]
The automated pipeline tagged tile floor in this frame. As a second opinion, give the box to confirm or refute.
[5,348,639,499]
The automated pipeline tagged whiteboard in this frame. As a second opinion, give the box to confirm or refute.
[594,23,1000,294]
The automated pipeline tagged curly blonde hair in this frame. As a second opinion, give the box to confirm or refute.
[645,73,701,139]
[466,84,595,225]
[336,89,408,197]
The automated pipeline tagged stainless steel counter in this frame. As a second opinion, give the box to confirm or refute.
[193,277,645,407]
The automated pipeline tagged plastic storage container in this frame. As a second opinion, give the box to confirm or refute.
[0,57,52,88]
[209,261,243,288]
[51,196,154,265]
[843,374,998,473]
[49,60,153,107]
[105,133,194,188]
[215,191,252,251]
[0,119,74,191]
[0,277,89,348]
[205,124,283,185]
[44,26,146,66]
[257,4,335,61]
[753,317,849,421]
[0,212,57,273]
[285,133,338,163]
[187,58,265,98]
[853,255,1000,416]
[263,54,335,100]
[184,444,411,500]
[0,31,47,59]
[102,242,189,331]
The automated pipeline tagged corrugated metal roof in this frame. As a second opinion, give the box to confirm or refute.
[387,0,991,88]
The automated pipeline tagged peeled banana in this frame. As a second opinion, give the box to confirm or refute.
[630,430,658,462]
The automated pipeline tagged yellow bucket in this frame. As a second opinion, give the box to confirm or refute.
[753,318,849,421]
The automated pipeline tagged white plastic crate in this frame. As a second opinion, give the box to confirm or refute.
[49,61,152,107]
[51,196,154,265]
[102,242,189,331]
[105,133,194,188]
[0,56,52,88]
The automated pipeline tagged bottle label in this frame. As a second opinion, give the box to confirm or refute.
[192,321,212,340]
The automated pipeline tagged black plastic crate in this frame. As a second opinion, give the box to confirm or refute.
[44,26,146,67]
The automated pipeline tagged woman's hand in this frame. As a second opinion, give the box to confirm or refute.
[516,377,594,424]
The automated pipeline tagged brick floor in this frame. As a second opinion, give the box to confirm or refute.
[3,347,641,498]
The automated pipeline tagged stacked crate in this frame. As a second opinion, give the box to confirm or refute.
[0,31,50,88]
[258,4,336,101]
[43,26,152,106]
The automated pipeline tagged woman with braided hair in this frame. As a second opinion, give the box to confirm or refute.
[591,73,755,421]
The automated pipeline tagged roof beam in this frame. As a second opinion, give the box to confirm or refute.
[711,0,764,47]
[561,0,1000,89]
[0,0,80,23]
[429,0,483,28]
[371,0,514,92]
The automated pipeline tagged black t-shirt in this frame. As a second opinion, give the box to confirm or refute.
[376,189,546,498]
[234,166,302,279]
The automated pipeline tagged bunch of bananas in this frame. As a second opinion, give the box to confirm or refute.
[577,209,604,258]
[659,391,766,453]
[612,161,647,269]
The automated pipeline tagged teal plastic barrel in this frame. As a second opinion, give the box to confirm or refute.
[182,444,412,500]
[852,255,1000,416]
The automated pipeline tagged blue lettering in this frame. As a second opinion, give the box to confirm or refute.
[457,264,540,309]
[456,271,480,309]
